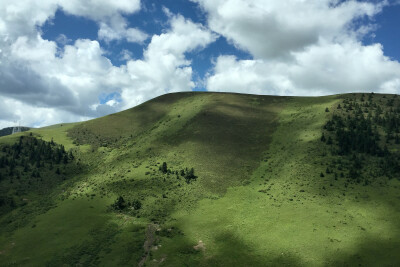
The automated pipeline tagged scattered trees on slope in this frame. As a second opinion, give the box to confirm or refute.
[321,93,400,181]
[0,135,75,211]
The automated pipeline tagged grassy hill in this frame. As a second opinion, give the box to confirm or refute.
[0,92,399,266]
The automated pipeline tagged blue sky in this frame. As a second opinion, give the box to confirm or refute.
[368,3,400,61]
[0,0,400,128]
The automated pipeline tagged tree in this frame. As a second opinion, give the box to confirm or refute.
[63,154,69,164]
[112,196,126,210]
[185,168,197,183]
[327,136,333,145]
[131,199,142,210]
[160,162,168,174]
[321,133,326,142]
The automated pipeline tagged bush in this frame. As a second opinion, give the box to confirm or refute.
[112,196,126,210]
[185,168,197,183]
[160,162,168,174]
[131,199,142,210]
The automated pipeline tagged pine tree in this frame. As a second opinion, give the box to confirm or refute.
[160,162,168,173]
[321,133,326,142]
[327,136,333,145]
[185,168,197,183]
[113,196,126,210]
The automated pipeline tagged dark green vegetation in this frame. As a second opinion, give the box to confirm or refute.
[0,127,30,137]
[0,135,78,237]
[0,92,399,266]
[322,93,400,182]
[0,135,73,209]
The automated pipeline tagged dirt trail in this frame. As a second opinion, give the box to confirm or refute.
[138,224,158,267]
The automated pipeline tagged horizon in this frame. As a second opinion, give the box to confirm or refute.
[1,0,400,128]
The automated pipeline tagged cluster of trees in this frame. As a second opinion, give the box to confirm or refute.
[321,94,400,180]
[159,162,197,184]
[111,196,142,211]
[0,136,73,180]
[0,136,75,211]
[324,114,383,156]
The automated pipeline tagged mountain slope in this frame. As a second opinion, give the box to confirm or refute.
[0,92,399,266]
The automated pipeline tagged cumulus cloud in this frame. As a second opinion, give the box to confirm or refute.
[55,34,72,45]
[60,0,141,20]
[0,0,143,127]
[196,0,400,96]
[98,15,148,43]
[60,0,147,43]
[1,34,117,118]
[119,13,218,109]
[207,41,400,96]
[0,95,90,129]
[0,1,216,128]
[194,0,385,59]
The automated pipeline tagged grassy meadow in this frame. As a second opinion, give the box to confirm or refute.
[0,92,399,266]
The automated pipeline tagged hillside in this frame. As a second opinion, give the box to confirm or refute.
[0,92,399,266]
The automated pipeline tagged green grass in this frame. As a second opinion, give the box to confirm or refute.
[150,95,400,266]
[0,92,399,266]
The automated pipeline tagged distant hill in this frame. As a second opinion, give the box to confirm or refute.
[0,92,399,266]
[0,126,30,137]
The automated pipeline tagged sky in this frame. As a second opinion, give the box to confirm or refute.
[0,0,400,128]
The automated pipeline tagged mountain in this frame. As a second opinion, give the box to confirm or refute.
[0,127,30,137]
[0,92,399,266]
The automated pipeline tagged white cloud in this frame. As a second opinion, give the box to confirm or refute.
[208,40,400,96]
[0,0,136,127]
[0,96,89,129]
[0,0,59,39]
[98,15,148,43]
[196,0,400,96]
[119,49,133,61]
[119,13,218,109]
[0,0,145,45]
[55,34,72,45]
[0,1,216,128]
[61,0,146,43]
[194,0,385,59]
[60,0,141,20]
